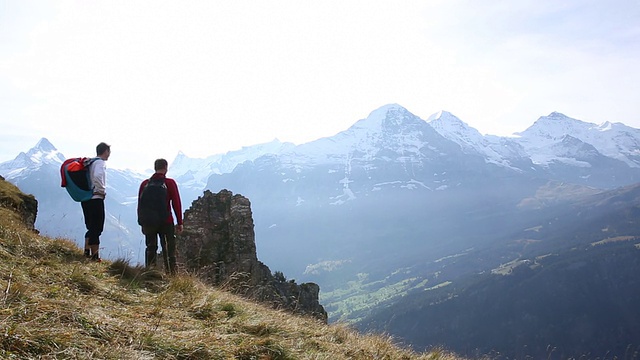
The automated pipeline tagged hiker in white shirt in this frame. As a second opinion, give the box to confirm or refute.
[81,142,110,262]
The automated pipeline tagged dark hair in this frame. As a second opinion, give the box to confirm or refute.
[96,142,110,156]
[154,158,168,171]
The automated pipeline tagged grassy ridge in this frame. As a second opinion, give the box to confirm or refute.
[0,180,463,359]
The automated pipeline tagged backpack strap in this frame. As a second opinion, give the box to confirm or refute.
[83,157,101,167]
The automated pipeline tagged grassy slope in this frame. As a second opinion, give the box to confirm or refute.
[0,179,464,360]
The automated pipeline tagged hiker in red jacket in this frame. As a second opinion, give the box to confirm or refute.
[137,158,183,274]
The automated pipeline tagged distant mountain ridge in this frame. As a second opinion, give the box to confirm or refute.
[2,104,640,263]
[197,104,640,282]
[2,104,640,264]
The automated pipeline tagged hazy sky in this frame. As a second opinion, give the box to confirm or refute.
[1,1,639,171]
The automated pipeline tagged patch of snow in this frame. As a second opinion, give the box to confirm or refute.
[408,179,431,190]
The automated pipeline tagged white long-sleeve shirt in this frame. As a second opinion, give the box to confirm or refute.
[90,158,107,199]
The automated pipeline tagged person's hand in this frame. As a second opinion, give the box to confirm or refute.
[176,224,184,234]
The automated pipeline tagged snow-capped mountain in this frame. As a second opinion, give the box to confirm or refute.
[425,109,640,187]
[198,104,640,283]
[168,139,297,208]
[282,104,460,167]
[204,105,547,282]
[515,112,640,168]
[170,138,296,187]
[208,104,490,213]
[0,138,65,178]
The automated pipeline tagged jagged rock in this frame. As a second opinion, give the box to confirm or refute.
[177,189,327,322]
[0,176,38,230]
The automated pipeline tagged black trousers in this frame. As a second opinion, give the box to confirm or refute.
[81,199,104,246]
[142,223,176,274]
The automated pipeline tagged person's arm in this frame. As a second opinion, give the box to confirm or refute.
[168,179,183,232]
[92,160,107,198]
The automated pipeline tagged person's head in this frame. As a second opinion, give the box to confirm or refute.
[96,142,111,160]
[154,158,168,174]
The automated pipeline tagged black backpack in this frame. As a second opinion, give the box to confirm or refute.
[137,177,169,227]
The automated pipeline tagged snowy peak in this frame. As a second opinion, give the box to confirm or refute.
[366,103,406,121]
[25,138,65,165]
[0,138,65,179]
[427,110,483,145]
[1,152,34,171]
[513,112,640,167]
[425,110,530,170]
[283,104,457,167]
[517,112,592,140]
[428,110,469,130]
[350,104,423,134]
[547,111,570,119]
[33,138,57,153]
[514,112,597,153]
[535,112,578,124]
[17,138,63,165]
[337,104,447,149]
[169,139,296,187]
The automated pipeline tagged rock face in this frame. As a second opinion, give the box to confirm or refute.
[0,176,38,230]
[177,189,327,322]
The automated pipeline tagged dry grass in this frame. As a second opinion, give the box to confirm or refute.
[0,182,465,359]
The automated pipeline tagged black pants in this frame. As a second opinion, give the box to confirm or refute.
[143,223,176,274]
[81,199,104,246]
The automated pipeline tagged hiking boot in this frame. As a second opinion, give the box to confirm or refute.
[91,253,101,262]
[84,249,91,258]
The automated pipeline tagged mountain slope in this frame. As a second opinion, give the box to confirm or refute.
[359,242,640,359]
[356,183,640,358]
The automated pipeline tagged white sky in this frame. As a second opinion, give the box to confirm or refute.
[1,0,639,171]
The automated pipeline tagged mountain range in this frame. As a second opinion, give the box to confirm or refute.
[2,104,640,358]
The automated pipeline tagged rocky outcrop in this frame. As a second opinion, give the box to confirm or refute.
[0,176,38,230]
[177,189,327,322]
